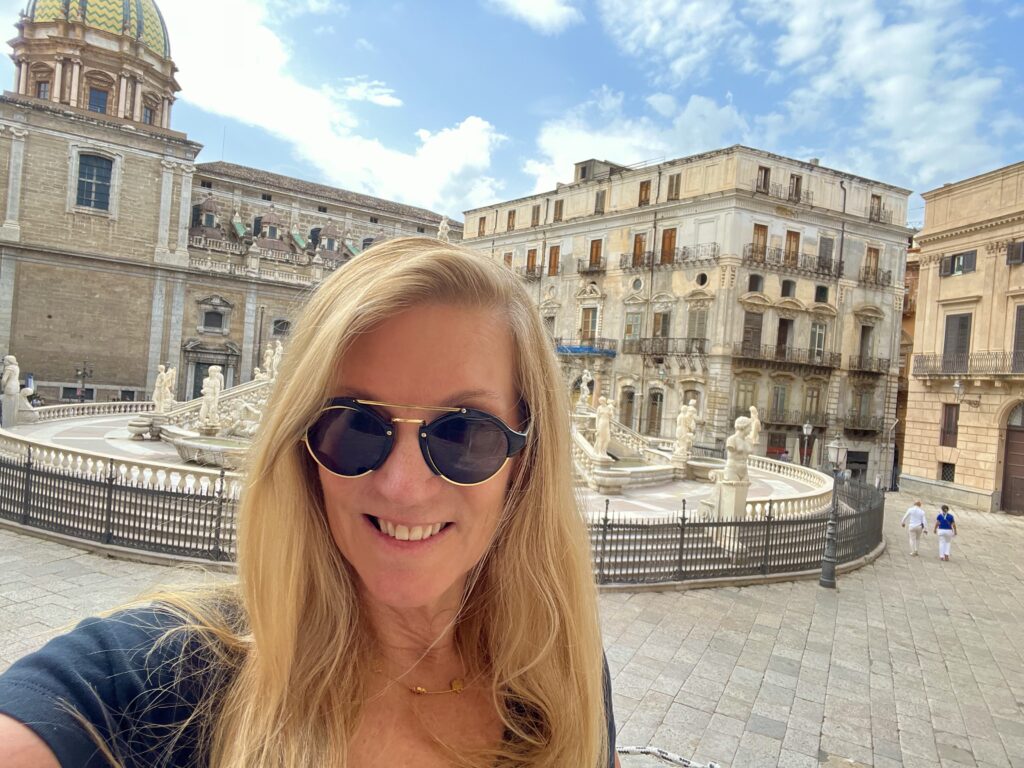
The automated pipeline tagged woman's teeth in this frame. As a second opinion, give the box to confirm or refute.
[377,519,445,541]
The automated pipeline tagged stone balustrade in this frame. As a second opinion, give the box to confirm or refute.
[32,401,155,423]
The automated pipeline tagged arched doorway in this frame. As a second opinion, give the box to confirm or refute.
[1003,403,1024,512]
[619,388,635,431]
[645,390,664,436]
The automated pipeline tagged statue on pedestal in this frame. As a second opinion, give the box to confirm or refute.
[16,387,39,424]
[723,416,755,483]
[272,341,284,379]
[437,216,450,243]
[594,396,615,456]
[198,365,224,427]
[224,400,262,439]
[674,398,699,456]
[151,364,170,413]
[262,343,275,378]
[253,367,271,382]
[749,405,762,446]
[1,355,19,395]
[577,369,592,409]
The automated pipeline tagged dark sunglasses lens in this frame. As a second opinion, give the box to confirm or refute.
[307,407,390,476]
[426,415,509,484]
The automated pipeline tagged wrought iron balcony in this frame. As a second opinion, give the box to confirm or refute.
[844,412,885,431]
[732,342,840,369]
[742,244,842,278]
[859,265,893,286]
[553,336,617,356]
[848,355,891,374]
[656,243,722,269]
[751,178,815,206]
[517,264,543,281]
[868,204,894,224]
[621,337,709,356]
[913,352,1024,377]
[577,256,607,275]
[619,251,654,271]
[731,407,828,426]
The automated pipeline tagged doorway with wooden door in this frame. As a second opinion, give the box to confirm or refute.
[1003,403,1024,512]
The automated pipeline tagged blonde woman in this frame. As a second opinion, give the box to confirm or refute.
[0,238,617,767]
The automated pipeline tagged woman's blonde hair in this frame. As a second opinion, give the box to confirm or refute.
[160,237,606,767]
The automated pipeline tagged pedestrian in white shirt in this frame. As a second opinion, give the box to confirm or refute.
[901,499,928,556]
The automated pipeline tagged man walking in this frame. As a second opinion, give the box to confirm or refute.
[901,499,928,556]
[934,504,957,561]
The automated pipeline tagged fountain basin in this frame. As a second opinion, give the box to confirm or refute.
[170,435,250,470]
[686,457,725,482]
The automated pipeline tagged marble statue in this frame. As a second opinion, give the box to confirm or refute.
[749,405,762,445]
[165,367,177,407]
[272,340,284,379]
[16,387,39,425]
[224,400,262,439]
[674,398,699,456]
[253,367,271,382]
[577,368,593,409]
[437,216,450,243]
[594,396,615,456]
[151,365,170,413]
[262,343,275,378]
[723,416,755,483]
[2,355,19,395]
[198,365,224,427]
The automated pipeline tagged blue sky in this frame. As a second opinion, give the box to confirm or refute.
[2,0,1023,224]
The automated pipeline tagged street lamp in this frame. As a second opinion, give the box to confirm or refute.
[819,434,848,589]
[802,422,813,466]
[74,361,93,403]
[951,378,980,408]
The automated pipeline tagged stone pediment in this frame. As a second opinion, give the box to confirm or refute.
[197,294,233,310]
[575,282,604,300]
[623,291,648,305]
[810,302,838,318]
[853,303,885,325]
[738,292,771,311]
[684,288,715,304]
[651,291,677,314]
[775,297,805,320]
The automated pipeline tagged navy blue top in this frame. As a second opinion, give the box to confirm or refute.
[937,512,955,530]
[0,607,616,767]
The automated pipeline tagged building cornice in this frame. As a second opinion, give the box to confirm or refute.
[917,211,1024,247]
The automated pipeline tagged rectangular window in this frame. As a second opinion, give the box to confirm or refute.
[200,180,213,189]
[638,180,651,206]
[804,385,821,418]
[660,228,677,265]
[416,226,425,233]
[653,311,671,338]
[814,285,829,303]
[548,245,560,276]
[589,239,602,265]
[594,190,606,215]
[531,204,540,227]
[624,312,642,340]
[503,252,513,268]
[687,306,708,344]
[478,216,486,237]
[742,312,763,353]
[865,246,880,272]
[76,154,113,210]
[752,223,768,260]
[543,316,556,336]
[506,210,516,230]
[580,308,598,341]
[667,173,681,201]
[526,248,537,270]
[940,404,959,448]
[940,250,977,277]
[142,106,154,125]
[272,319,292,336]
[785,230,800,263]
[756,166,771,193]
[36,81,50,100]
[942,313,972,373]
[253,216,262,237]
[632,233,646,266]
[261,193,273,201]
[62,386,95,401]
[1014,305,1024,372]
[771,384,788,414]
[370,216,379,224]
[818,236,834,270]
[326,238,336,251]
[553,199,564,222]
[119,390,136,402]
[767,432,787,458]
[203,212,215,227]
[869,194,883,221]
[735,379,756,409]
[318,205,328,213]
[87,87,108,114]
[1007,242,1024,265]
[940,462,956,482]
[810,322,826,359]
[267,225,278,240]
[788,174,802,202]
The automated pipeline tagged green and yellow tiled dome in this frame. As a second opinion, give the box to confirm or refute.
[26,0,171,59]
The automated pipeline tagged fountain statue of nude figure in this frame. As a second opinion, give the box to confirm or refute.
[723,416,755,483]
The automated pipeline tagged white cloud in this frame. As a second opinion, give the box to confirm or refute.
[523,87,748,191]
[153,0,504,215]
[646,93,677,117]
[484,0,584,34]
[354,37,374,52]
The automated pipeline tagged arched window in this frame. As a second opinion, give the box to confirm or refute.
[1008,403,1024,427]
[748,273,764,293]
[646,390,664,436]
[619,388,636,430]
[683,389,700,410]
[781,279,796,297]
[76,155,113,210]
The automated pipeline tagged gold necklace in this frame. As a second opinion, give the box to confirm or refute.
[372,662,468,696]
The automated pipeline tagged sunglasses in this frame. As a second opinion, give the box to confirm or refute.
[303,397,530,486]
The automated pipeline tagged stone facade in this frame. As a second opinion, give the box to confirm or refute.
[0,5,458,404]
[464,147,912,482]
[901,161,1024,512]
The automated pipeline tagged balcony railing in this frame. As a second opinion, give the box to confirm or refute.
[848,355,891,374]
[751,178,815,206]
[732,407,828,426]
[518,265,543,280]
[619,251,654,271]
[577,257,607,275]
[656,243,722,268]
[621,337,709,356]
[868,204,894,224]
[553,337,617,356]
[732,342,840,369]
[189,234,246,255]
[913,352,1024,377]
[859,265,892,286]
[742,244,843,278]
[844,412,885,431]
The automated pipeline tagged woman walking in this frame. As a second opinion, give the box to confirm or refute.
[934,504,958,561]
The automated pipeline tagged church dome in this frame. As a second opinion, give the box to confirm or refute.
[25,0,170,59]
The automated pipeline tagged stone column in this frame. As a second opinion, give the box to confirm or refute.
[0,252,16,356]
[163,99,173,128]
[117,74,128,118]
[52,58,63,103]
[69,59,81,107]
[17,60,27,95]
[154,159,176,262]
[145,274,167,395]
[166,279,186,396]
[161,98,170,128]
[132,78,143,122]
[241,286,258,382]
[172,164,194,261]
[1,128,28,242]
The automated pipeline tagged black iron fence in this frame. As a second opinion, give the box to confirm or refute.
[0,452,236,561]
[590,483,884,584]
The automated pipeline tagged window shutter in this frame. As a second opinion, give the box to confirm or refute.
[191,205,201,228]
[939,255,952,277]
[1008,242,1024,265]
[963,250,977,273]
[1015,306,1024,356]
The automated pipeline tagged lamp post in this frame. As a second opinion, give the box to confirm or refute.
[74,360,93,403]
[802,421,813,466]
[951,378,980,408]
[819,434,848,589]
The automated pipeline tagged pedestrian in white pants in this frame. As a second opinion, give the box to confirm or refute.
[900,499,928,556]
[934,504,957,561]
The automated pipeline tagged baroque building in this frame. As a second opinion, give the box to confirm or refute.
[464,147,912,482]
[0,1,458,403]
[901,161,1024,512]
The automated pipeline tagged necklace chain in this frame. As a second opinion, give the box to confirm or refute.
[372,661,469,696]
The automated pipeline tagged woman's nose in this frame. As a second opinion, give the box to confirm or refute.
[371,422,441,500]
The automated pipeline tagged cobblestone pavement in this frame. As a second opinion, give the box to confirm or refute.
[2,491,1023,767]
